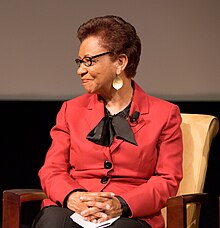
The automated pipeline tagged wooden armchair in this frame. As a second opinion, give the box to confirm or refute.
[2,114,219,228]
[163,114,219,227]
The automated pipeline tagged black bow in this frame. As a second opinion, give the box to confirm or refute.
[87,105,137,146]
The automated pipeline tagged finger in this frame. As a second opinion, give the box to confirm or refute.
[82,215,98,223]
[96,213,109,223]
[81,192,115,200]
[80,196,113,204]
[105,197,122,211]
[83,198,116,211]
[104,206,123,217]
[89,212,108,223]
[103,198,123,217]
[67,197,88,212]
[85,200,109,210]
[80,197,108,205]
[83,214,105,223]
[94,212,108,220]
[81,206,102,217]
[91,219,98,223]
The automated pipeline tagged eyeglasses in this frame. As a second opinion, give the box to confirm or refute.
[75,51,111,67]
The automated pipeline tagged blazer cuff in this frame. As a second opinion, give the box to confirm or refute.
[115,196,131,217]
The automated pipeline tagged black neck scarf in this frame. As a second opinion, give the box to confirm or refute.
[86,103,137,146]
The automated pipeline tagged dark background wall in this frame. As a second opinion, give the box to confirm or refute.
[1,100,219,227]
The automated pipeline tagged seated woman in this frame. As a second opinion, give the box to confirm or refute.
[32,15,183,228]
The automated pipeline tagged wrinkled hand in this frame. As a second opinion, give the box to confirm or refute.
[67,191,122,223]
[67,191,88,214]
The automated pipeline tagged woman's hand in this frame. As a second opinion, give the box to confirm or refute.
[67,191,88,214]
[67,191,122,223]
[79,192,123,223]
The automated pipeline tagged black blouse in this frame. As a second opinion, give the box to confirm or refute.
[86,103,137,146]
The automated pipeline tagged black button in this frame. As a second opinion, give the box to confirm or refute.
[104,161,112,169]
[101,176,109,184]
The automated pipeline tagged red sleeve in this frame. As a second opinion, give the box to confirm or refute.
[39,102,86,206]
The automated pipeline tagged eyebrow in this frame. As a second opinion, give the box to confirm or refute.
[78,54,92,59]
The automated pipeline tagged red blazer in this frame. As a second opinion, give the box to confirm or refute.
[39,82,183,228]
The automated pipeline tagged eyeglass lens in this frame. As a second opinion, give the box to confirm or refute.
[75,52,111,67]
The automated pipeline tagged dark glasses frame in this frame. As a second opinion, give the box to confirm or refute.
[75,51,112,67]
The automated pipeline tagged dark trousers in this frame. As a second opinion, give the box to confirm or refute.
[32,206,151,228]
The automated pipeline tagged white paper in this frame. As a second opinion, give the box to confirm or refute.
[70,212,120,228]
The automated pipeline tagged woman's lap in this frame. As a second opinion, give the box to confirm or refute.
[32,206,151,228]
[32,206,80,228]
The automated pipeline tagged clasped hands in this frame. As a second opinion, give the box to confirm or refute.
[67,191,122,223]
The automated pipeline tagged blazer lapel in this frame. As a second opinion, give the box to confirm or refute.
[84,95,105,130]
[111,81,150,151]
[129,81,149,134]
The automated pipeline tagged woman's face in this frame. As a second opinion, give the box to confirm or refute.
[76,36,117,96]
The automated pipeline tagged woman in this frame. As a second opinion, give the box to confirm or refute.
[32,15,183,228]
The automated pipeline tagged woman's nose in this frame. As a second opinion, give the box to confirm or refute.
[76,64,88,76]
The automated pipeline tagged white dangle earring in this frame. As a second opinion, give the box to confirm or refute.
[112,74,123,90]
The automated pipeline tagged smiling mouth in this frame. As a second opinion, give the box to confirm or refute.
[81,79,93,85]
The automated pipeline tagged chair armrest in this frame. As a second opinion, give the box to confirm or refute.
[3,189,47,203]
[2,189,47,228]
[168,193,209,205]
[219,197,220,228]
[167,193,209,228]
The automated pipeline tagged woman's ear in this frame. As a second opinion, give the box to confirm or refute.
[115,54,128,75]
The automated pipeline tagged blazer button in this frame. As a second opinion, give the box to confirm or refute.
[104,161,112,169]
[101,176,109,184]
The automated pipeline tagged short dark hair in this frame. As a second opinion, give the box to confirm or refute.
[77,15,141,78]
